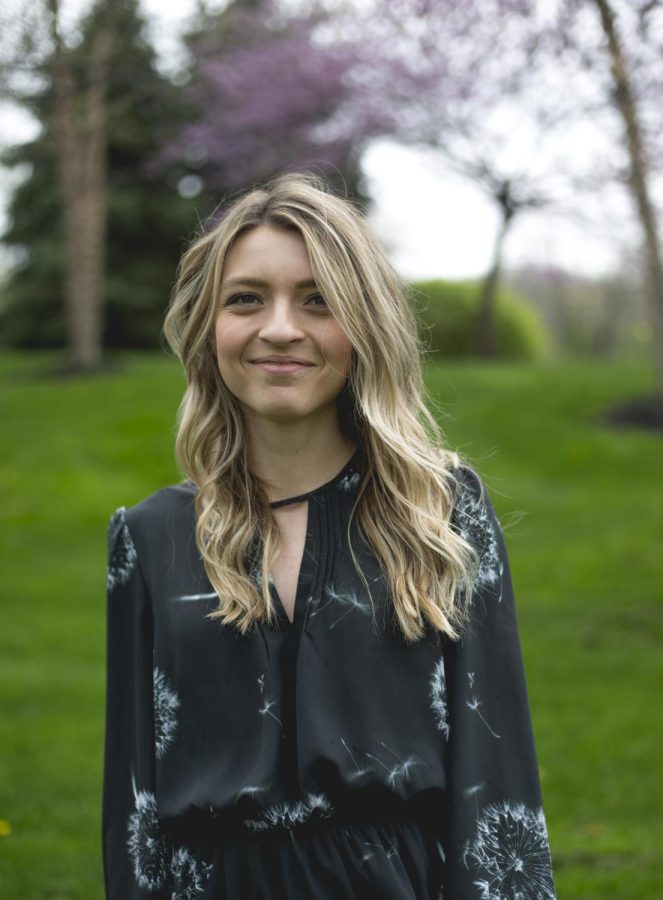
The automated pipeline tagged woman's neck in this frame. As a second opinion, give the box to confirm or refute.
[246,423,357,503]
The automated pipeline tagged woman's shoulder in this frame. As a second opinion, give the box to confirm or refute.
[448,459,497,516]
[109,480,197,543]
[443,460,501,555]
[443,457,486,504]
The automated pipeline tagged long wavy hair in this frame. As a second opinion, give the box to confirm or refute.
[163,172,478,643]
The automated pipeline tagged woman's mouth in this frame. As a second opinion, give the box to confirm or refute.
[251,361,314,375]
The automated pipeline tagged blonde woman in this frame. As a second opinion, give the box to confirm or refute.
[102,174,555,898]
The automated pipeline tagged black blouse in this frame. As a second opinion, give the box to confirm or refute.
[102,449,556,899]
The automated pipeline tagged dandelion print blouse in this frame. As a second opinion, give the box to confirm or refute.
[102,448,556,899]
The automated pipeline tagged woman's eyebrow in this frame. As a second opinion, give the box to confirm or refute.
[221,277,318,289]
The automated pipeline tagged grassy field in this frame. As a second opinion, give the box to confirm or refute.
[1,350,662,898]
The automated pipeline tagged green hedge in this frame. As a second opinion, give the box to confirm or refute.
[411,279,549,359]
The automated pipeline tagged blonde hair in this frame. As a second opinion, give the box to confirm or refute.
[163,172,477,643]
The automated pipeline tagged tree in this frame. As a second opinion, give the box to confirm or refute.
[345,0,663,386]
[584,0,663,392]
[155,0,373,207]
[0,0,116,369]
[328,0,583,355]
[48,0,115,369]
[1,0,197,352]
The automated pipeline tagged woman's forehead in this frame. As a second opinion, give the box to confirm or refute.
[221,224,314,285]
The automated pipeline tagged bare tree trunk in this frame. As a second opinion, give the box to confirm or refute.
[48,0,113,371]
[475,202,514,356]
[593,0,663,393]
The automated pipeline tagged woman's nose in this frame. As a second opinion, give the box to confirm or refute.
[258,300,305,341]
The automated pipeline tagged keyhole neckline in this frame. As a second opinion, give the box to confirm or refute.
[269,447,361,510]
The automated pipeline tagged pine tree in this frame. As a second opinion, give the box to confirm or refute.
[1,0,197,350]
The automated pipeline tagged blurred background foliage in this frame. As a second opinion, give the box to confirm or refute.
[1,0,210,349]
[1,0,662,383]
[412,279,551,360]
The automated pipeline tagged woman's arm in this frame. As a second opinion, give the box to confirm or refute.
[441,467,556,897]
[102,507,170,899]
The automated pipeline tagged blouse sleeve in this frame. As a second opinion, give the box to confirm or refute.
[102,507,171,899]
[441,468,556,898]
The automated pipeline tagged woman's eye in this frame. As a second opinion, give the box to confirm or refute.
[307,293,328,308]
[227,293,259,306]
[225,292,327,308]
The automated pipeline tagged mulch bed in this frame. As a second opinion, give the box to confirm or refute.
[600,394,663,431]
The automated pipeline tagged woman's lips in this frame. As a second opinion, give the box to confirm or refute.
[252,361,314,375]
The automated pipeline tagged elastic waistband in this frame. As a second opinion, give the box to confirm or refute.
[160,794,438,844]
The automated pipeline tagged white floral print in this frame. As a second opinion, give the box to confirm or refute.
[341,737,421,790]
[340,737,371,782]
[464,782,487,817]
[429,656,450,739]
[243,792,334,832]
[464,801,555,899]
[153,667,180,758]
[107,507,138,592]
[452,476,503,597]
[256,672,282,728]
[236,784,270,800]
[126,780,169,892]
[434,838,446,897]
[466,672,502,739]
[337,470,360,492]
[361,835,399,864]
[170,846,213,900]
[308,582,372,629]
[364,740,421,789]
[175,591,217,602]
[127,777,214,897]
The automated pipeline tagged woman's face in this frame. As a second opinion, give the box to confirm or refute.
[214,224,353,429]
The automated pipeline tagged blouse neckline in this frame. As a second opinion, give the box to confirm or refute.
[269,448,361,509]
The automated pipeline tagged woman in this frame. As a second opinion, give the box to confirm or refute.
[102,174,555,898]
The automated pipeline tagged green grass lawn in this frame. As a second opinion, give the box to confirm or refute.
[1,350,662,898]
